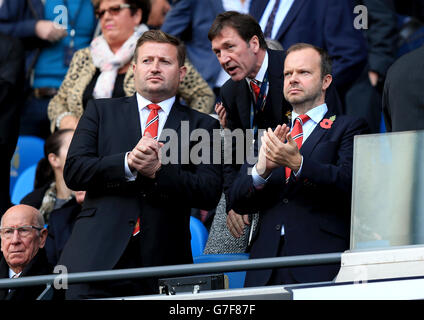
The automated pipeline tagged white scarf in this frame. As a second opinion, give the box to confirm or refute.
[90,24,149,99]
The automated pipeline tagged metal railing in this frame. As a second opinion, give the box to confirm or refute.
[0,252,342,294]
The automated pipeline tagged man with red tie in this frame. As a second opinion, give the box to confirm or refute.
[209,11,344,242]
[229,43,369,287]
[59,30,222,299]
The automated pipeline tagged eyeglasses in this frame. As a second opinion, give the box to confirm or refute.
[0,225,43,239]
[95,3,131,19]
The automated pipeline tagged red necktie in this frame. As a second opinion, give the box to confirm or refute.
[144,103,161,140]
[250,79,261,102]
[133,104,161,236]
[285,114,310,183]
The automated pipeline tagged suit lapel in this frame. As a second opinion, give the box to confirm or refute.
[300,110,334,160]
[159,101,185,142]
[266,49,285,125]
[126,94,143,146]
[237,80,253,129]
[250,0,268,21]
[209,0,225,14]
[275,0,307,41]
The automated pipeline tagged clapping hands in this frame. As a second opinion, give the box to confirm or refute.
[127,132,163,179]
[256,124,302,177]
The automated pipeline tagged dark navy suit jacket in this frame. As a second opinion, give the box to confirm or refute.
[250,0,368,93]
[60,95,222,276]
[219,49,343,211]
[229,111,369,286]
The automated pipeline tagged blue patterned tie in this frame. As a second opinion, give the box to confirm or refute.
[264,0,281,38]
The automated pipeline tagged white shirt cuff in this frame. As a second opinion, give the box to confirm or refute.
[293,155,304,177]
[124,152,137,181]
[251,164,271,189]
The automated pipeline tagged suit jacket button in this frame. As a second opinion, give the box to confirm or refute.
[141,193,146,198]
[275,224,281,231]
[282,198,289,204]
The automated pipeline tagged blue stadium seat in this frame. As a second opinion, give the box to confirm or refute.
[190,216,209,258]
[380,113,386,133]
[11,164,37,205]
[10,136,44,193]
[193,253,250,289]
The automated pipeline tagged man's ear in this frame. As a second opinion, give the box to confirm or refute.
[249,35,260,53]
[38,228,48,248]
[179,65,187,83]
[322,74,332,91]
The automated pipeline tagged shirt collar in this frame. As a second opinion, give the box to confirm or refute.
[9,269,21,279]
[136,93,175,116]
[246,51,269,84]
[292,103,328,126]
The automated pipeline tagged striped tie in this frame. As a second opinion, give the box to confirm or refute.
[264,0,281,38]
[285,114,310,183]
[133,103,161,236]
[250,79,261,102]
[144,104,161,140]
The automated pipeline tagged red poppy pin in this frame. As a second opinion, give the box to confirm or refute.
[320,115,336,129]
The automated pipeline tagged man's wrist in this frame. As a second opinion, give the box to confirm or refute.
[252,164,271,189]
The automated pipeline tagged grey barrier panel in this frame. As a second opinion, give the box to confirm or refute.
[351,130,424,250]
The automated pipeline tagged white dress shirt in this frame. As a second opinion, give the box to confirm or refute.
[246,51,269,90]
[259,0,295,39]
[246,51,270,110]
[9,269,21,279]
[222,0,251,13]
[124,93,175,180]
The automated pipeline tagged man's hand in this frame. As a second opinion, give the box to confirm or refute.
[127,132,162,178]
[226,209,250,238]
[262,125,302,171]
[256,125,290,177]
[215,102,227,129]
[35,20,67,42]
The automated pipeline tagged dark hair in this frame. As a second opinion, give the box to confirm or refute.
[34,129,74,189]
[286,43,333,78]
[133,29,186,66]
[92,0,151,24]
[208,11,267,50]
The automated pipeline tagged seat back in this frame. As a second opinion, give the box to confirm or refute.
[190,216,209,258]
[193,253,250,289]
[11,164,37,205]
[10,136,44,193]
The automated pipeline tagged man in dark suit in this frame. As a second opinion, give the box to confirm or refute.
[208,11,342,239]
[59,30,222,299]
[249,0,368,101]
[382,44,424,132]
[0,204,52,300]
[229,43,369,287]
